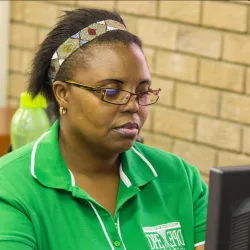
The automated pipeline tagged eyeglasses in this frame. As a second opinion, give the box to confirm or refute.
[64,80,161,106]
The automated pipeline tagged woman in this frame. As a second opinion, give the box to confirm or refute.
[0,8,207,250]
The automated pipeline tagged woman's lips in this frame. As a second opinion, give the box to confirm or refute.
[113,122,139,137]
[114,127,139,136]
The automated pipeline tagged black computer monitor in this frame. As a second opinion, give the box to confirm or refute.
[205,166,250,250]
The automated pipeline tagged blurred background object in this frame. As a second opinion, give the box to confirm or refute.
[10,92,50,150]
[2,0,250,183]
[0,107,16,156]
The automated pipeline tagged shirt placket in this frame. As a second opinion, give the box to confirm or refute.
[72,185,126,250]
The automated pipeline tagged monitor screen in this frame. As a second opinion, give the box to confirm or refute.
[205,166,250,250]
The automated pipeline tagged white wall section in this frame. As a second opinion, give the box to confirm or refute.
[0,1,10,108]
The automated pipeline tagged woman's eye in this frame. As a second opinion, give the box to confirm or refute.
[137,88,149,93]
[105,89,120,96]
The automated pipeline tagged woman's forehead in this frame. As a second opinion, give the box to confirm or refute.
[88,43,146,67]
[75,43,150,82]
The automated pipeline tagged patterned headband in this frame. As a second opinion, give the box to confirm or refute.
[48,20,127,84]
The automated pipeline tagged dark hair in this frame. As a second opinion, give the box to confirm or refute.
[28,8,142,117]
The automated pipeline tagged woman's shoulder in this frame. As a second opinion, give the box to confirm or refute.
[132,142,202,185]
[0,142,35,185]
[133,141,191,168]
[0,142,48,212]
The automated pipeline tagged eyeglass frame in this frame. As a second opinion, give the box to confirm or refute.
[64,79,161,106]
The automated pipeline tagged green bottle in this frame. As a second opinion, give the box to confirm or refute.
[11,92,50,150]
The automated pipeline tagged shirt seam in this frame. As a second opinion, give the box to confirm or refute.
[0,236,37,249]
[0,150,32,172]
[195,224,206,232]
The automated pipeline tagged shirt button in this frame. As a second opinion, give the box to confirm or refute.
[113,240,121,247]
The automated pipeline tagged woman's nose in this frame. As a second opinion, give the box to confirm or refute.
[120,94,139,113]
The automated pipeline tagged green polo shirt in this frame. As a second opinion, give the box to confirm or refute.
[0,120,208,250]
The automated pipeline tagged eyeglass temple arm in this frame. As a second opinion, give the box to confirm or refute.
[65,80,98,92]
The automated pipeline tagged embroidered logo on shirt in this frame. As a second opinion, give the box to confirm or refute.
[143,222,186,250]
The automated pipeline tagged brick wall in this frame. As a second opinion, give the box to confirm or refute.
[9,1,250,182]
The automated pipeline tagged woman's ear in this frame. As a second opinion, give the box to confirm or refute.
[52,81,70,109]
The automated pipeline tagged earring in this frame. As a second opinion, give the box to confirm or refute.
[59,107,67,115]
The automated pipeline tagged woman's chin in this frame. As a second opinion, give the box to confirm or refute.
[109,139,136,153]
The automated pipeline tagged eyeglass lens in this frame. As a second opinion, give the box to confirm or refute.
[103,89,157,105]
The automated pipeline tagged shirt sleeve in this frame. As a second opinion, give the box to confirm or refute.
[0,186,37,250]
[190,166,208,246]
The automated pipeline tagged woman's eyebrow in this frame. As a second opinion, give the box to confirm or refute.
[96,78,151,86]
[96,79,124,85]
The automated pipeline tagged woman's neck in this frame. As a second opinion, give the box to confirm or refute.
[58,124,120,177]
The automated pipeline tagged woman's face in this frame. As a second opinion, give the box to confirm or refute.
[63,42,151,154]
